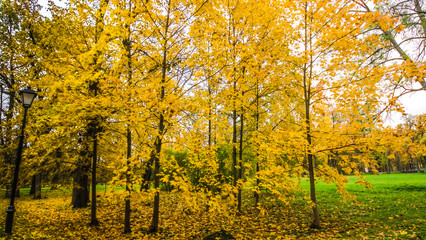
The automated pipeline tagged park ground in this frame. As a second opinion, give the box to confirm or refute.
[0,173,425,239]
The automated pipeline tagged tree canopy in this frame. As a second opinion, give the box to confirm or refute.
[1,0,425,234]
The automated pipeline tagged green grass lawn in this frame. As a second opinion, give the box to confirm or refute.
[0,173,425,239]
[298,173,426,239]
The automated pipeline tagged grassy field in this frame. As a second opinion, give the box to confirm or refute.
[299,173,426,239]
[0,173,425,239]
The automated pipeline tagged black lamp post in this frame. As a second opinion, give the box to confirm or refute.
[5,87,37,235]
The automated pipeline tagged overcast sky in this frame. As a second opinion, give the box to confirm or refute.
[385,82,426,127]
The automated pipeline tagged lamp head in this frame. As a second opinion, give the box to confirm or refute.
[20,87,37,108]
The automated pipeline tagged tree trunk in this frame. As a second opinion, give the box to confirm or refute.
[237,113,243,213]
[308,153,320,228]
[397,155,402,172]
[3,89,16,199]
[413,0,426,43]
[88,0,106,223]
[208,80,213,148]
[415,157,421,173]
[141,150,155,190]
[387,157,392,174]
[90,130,99,225]
[72,175,89,208]
[5,185,20,198]
[304,1,320,227]
[124,128,131,233]
[123,0,133,231]
[72,147,90,208]
[149,19,168,230]
[254,80,260,207]
[30,175,36,195]
[149,135,162,233]
[409,153,415,171]
[382,20,426,90]
[232,108,237,187]
[33,174,41,199]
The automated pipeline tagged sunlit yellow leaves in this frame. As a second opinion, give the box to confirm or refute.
[4,0,423,237]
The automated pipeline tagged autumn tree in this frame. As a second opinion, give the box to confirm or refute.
[191,0,276,212]
[129,0,208,233]
[281,0,385,228]
[0,1,21,180]
[0,0,44,198]
[106,0,156,232]
[27,0,111,218]
[3,0,421,236]
[383,114,426,172]
[355,0,425,115]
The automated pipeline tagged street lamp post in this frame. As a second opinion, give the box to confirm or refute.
[5,87,37,235]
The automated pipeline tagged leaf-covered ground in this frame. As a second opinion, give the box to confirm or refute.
[0,173,425,239]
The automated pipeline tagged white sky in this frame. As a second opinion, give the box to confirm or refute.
[39,0,66,17]
[385,82,426,127]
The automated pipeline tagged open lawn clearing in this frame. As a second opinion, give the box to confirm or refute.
[0,173,425,239]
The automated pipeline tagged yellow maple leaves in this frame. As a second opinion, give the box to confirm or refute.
[2,0,424,235]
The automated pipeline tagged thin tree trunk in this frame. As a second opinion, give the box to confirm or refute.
[254,80,260,206]
[149,134,162,233]
[149,56,166,231]
[232,80,238,188]
[385,151,391,174]
[304,1,320,228]
[415,157,421,173]
[306,104,320,228]
[409,153,415,171]
[237,112,243,213]
[149,7,169,229]
[90,131,99,225]
[208,80,212,148]
[4,89,16,198]
[387,158,392,174]
[205,81,213,212]
[361,2,426,90]
[396,154,402,172]
[124,1,133,231]
[305,70,320,229]
[30,175,36,195]
[255,161,260,204]
[0,86,3,147]
[124,128,131,233]
[88,0,106,220]
[413,0,426,39]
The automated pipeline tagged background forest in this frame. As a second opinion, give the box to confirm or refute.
[0,0,425,238]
